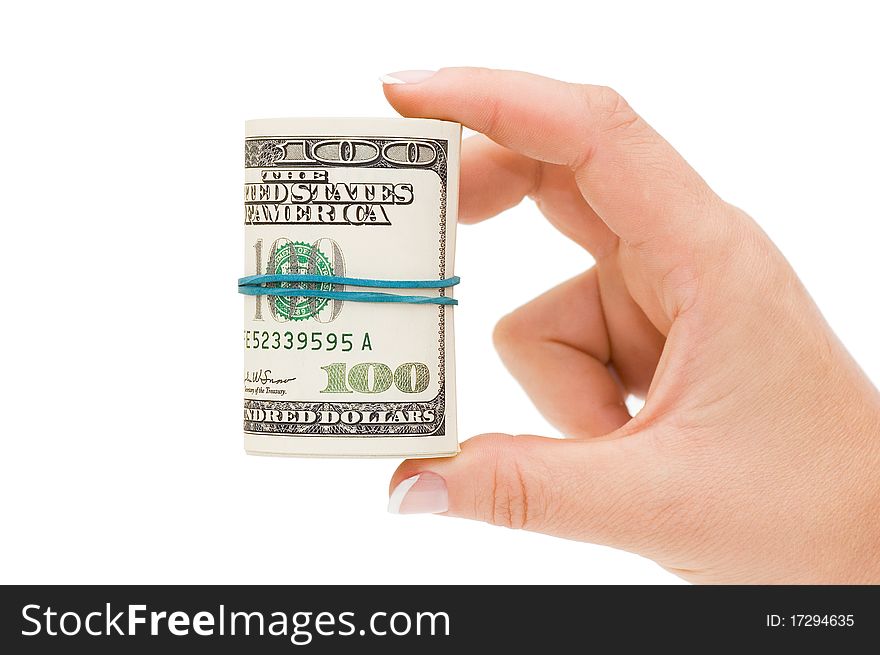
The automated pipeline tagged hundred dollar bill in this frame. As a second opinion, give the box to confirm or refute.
[242,118,460,457]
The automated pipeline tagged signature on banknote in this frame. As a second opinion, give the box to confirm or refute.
[244,369,296,385]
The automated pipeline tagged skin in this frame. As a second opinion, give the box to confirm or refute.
[384,68,880,584]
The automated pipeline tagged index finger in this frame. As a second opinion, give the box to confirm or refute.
[383,68,730,265]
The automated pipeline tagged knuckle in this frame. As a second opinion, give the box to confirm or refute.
[699,203,790,295]
[568,84,644,169]
[475,96,503,141]
[491,455,530,530]
[473,435,546,531]
[472,75,506,135]
[584,85,641,134]
[491,307,535,355]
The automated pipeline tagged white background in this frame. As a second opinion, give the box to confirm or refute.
[1,1,877,584]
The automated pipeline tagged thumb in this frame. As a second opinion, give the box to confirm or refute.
[388,433,671,547]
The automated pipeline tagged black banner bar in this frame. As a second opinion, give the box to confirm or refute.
[2,585,877,652]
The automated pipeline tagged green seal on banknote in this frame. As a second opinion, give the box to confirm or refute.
[272,241,334,321]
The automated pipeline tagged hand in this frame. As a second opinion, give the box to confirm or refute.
[381,68,880,584]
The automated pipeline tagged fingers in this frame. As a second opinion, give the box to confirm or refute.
[384,68,736,287]
[460,135,618,257]
[493,269,631,438]
[384,68,623,166]
[389,433,669,550]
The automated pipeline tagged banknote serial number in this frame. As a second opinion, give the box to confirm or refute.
[244,330,373,352]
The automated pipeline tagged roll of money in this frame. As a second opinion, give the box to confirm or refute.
[242,118,461,457]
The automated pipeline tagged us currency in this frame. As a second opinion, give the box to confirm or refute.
[242,118,460,457]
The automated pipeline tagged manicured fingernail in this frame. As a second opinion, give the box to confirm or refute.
[387,473,448,514]
[380,70,437,85]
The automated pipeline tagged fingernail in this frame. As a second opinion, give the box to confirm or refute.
[380,70,437,85]
[387,472,448,514]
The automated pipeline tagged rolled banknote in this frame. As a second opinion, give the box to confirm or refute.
[241,118,460,457]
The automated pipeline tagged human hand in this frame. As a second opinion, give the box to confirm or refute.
[382,68,880,584]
